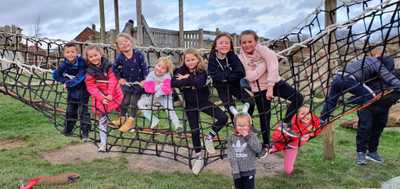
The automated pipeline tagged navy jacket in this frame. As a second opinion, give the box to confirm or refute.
[208,51,245,87]
[343,56,400,92]
[172,66,209,108]
[113,49,149,94]
[52,56,89,101]
[367,56,396,91]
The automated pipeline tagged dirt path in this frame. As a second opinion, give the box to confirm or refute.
[0,138,25,150]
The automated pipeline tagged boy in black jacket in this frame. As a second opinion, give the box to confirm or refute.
[52,43,90,141]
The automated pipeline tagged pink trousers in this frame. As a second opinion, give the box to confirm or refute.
[283,147,298,175]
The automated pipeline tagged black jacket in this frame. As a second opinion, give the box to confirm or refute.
[172,66,209,108]
[208,51,245,87]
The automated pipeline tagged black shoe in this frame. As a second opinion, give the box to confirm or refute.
[366,152,384,163]
[356,152,367,165]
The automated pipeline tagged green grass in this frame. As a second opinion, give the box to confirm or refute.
[1,94,400,189]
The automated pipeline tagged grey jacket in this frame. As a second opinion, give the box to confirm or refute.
[344,57,400,92]
[227,133,265,179]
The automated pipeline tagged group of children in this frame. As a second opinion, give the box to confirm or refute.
[53,29,399,189]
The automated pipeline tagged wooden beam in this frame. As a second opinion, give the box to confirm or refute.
[323,0,337,161]
[179,0,184,47]
[98,0,106,43]
[141,14,157,46]
[114,0,120,34]
[136,0,143,45]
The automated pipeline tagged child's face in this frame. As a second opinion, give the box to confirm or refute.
[184,53,199,71]
[154,63,168,76]
[298,107,312,125]
[240,34,257,54]
[215,36,231,55]
[116,37,133,53]
[235,116,251,136]
[64,46,77,62]
[86,49,102,67]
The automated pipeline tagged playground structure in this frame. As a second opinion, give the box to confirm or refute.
[1,0,399,168]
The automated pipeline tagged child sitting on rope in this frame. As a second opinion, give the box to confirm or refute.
[227,111,267,189]
[320,49,400,124]
[85,45,123,152]
[270,105,321,175]
[112,33,149,132]
[52,42,91,142]
[208,32,255,121]
[137,56,183,131]
[172,48,228,175]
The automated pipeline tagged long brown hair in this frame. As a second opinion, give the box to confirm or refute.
[182,48,205,72]
[210,33,234,55]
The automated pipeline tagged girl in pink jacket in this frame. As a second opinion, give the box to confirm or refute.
[239,30,303,149]
[84,45,123,152]
[137,57,182,131]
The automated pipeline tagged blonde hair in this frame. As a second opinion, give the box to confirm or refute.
[182,48,205,72]
[156,56,174,73]
[84,45,104,65]
[115,33,135,46]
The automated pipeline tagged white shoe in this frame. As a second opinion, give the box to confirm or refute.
[150,118,160,129]
[205,137,216,154]
[191,156,204,175]
[98,144,106,152]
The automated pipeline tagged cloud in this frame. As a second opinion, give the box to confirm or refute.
[0,0,323,41]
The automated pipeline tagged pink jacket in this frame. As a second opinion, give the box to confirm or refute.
[239,44,280,92]
[85,67,123,116]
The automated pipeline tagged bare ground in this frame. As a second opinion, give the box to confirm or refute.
[42,143,283,177]
[0,138,25,150]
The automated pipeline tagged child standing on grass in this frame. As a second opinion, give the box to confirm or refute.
[270,105,321,175]
[227,112,267,189]
[85,45,123,152]
[208,33,255,121]
[52,42,90,142]
[172,48,228,175]
[112,33,148,132]
[137,57,183,131]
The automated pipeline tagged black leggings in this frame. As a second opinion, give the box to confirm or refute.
[254,80,303,145]
[120,92,141,117]
[185,101,228,153]
[216,83,255,121]
[234,175,255,189]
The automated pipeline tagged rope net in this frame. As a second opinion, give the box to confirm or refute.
[1,0,399,168]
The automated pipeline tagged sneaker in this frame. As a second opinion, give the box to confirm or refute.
[150,118,160,129]
[204,136,216,154]
[98,144,107,152]
[278,123,299,138]
[366,152,384,163]
[175,126,184,133]
[356,152,367,165]
[82,137,89,143]
[191,155,204,175]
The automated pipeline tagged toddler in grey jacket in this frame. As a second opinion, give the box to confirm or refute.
[227,112,267,189]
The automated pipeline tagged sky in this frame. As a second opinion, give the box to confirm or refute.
[0,0,324,41]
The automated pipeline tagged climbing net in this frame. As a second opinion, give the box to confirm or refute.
[1,0,399,168]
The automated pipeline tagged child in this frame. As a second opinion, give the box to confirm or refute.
[227,112,266,189]
[52,42,90,141]
[208,33,255,120]
[112,33,148,132]
[270,105,321,175]
[137,56,183,131]
[239,30,304,148]
[84,45,123,152]
[172,48,228,174]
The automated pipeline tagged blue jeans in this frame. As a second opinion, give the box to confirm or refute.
[320,75,374,121]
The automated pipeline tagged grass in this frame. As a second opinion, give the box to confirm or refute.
[1,94,400,189]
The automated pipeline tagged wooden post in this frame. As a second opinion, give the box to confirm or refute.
[98,0,106,43]
[179,0,184,47]
[114,0,120,34]
[323,0,337,160]
[198,28,204,48]
[136,0,143,46]
[91,24,97,41]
